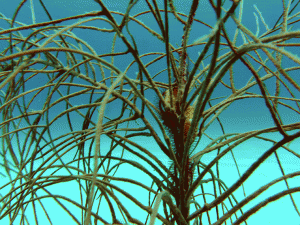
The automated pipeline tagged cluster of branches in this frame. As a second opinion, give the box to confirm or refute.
[1,0,300,224]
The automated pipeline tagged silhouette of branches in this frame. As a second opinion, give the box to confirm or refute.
[1,0,300,224]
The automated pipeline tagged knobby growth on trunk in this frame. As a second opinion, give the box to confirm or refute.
[1,0,300,225]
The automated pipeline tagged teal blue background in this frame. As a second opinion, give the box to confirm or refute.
[1,0,300,224]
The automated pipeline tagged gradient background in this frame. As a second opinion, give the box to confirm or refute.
[1,0,300,224]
